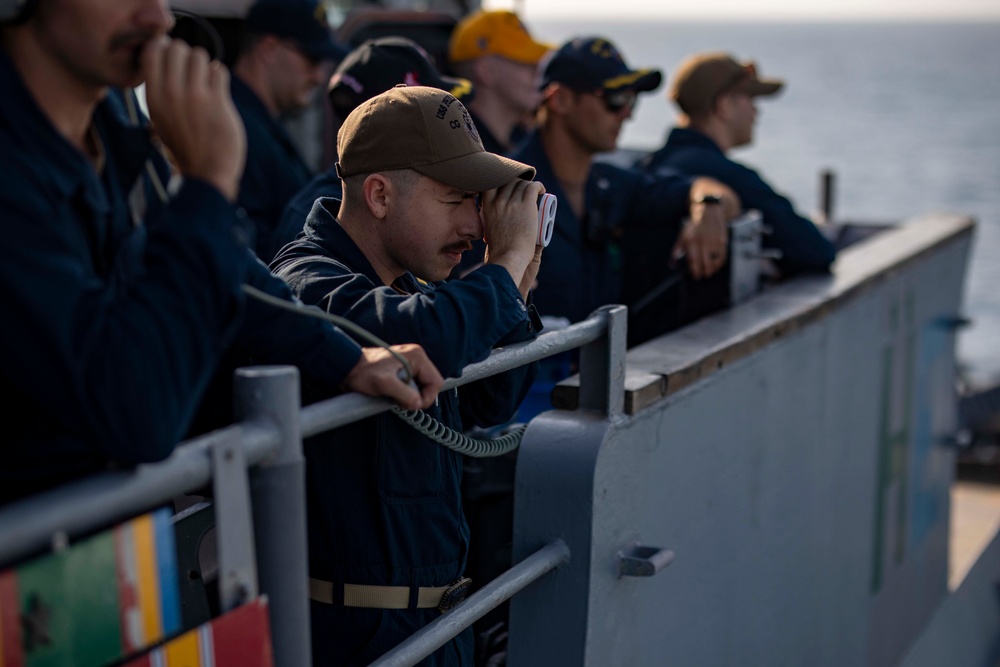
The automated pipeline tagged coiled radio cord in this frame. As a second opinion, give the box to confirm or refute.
[128,103,522,459]
[391,409,524,457]
[242,285,524,458]
[129,88,526,457]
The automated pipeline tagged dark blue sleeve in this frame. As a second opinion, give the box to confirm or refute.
[651,151,836,273]
[457,294,543,429]
[232,258,363,393]
[276,258,533,376]
[0,174,250,465]
[720,162,836,273]
[274,256,538,425]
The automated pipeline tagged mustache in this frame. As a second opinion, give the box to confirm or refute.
[443,241,473,254]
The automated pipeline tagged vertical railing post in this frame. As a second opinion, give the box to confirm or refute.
[820,168,836,222]
[578,305,628,417]
[234,366,310,667]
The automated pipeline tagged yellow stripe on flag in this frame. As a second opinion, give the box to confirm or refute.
[134,514,164,643]
[164,628,201,667]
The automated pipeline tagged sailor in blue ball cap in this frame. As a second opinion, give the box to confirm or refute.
[539,36,662,96]
[245,0,349,63]
[232,0,349,260]
[512,36,741,339]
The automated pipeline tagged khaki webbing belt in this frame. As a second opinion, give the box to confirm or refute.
[309,578,456,609]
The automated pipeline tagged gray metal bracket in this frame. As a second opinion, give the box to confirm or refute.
[210,433,259,611]
[617,542,675,578]
[171,501,216,627]
[729,210,767,305]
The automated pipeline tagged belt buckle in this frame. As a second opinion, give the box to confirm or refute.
[437,577,472,613]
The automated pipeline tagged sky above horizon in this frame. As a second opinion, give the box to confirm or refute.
[484,0,1000,20]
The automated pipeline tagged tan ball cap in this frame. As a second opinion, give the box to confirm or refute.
[336,85,536,192]
[671,53,783,116]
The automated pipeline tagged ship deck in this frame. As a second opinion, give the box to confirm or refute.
[950,475,1000,590]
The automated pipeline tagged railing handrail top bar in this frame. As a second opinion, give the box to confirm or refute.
[0,309,618,567]
[0,418,277,567]
[300,309,616,437]
[555,214,975,413]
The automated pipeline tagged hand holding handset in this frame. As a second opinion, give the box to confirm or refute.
[141,37,245,202]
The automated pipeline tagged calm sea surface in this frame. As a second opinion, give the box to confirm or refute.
[531,20,1000,384]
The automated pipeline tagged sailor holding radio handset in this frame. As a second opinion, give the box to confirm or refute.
[0,0,443,504]
[270,85,546,666]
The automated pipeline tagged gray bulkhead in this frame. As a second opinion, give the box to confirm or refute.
[509,214,976,667]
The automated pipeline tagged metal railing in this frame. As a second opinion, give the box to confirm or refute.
[371,540,571,667]
[0,304,628,667]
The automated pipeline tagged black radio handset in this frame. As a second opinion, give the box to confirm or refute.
[123,88,170,205]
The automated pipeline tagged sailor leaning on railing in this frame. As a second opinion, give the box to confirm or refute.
[269,84,546,665]
[0,1,441,505]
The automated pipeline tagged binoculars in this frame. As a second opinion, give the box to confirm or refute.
[537,193,557,247]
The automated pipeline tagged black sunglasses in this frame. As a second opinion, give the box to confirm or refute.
[596,88,637,113]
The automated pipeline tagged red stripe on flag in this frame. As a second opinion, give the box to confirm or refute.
[0,570,24,667]
[115,525,139,654]
[118,650,152,667]
[211,600,273,667]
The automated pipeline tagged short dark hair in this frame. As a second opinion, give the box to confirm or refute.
[342,169,420,208]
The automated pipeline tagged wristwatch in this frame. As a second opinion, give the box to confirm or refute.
[695,194,723,205]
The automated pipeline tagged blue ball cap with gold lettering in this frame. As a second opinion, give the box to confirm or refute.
[540,36,662,93]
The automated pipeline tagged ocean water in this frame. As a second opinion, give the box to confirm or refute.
[531,20,1000,385]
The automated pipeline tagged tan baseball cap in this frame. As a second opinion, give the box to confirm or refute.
[671,53,783,116]
[448,10,551,65]
[335,85,536,192]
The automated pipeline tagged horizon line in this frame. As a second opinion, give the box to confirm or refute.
[524,13,1000,22]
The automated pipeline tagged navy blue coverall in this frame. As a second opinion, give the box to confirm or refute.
[270,198,539,667]
[0,51,362,505]
[511,131,694,325]
[231,76,315,261]
[280,168,343,252]
[639,127,836,275]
